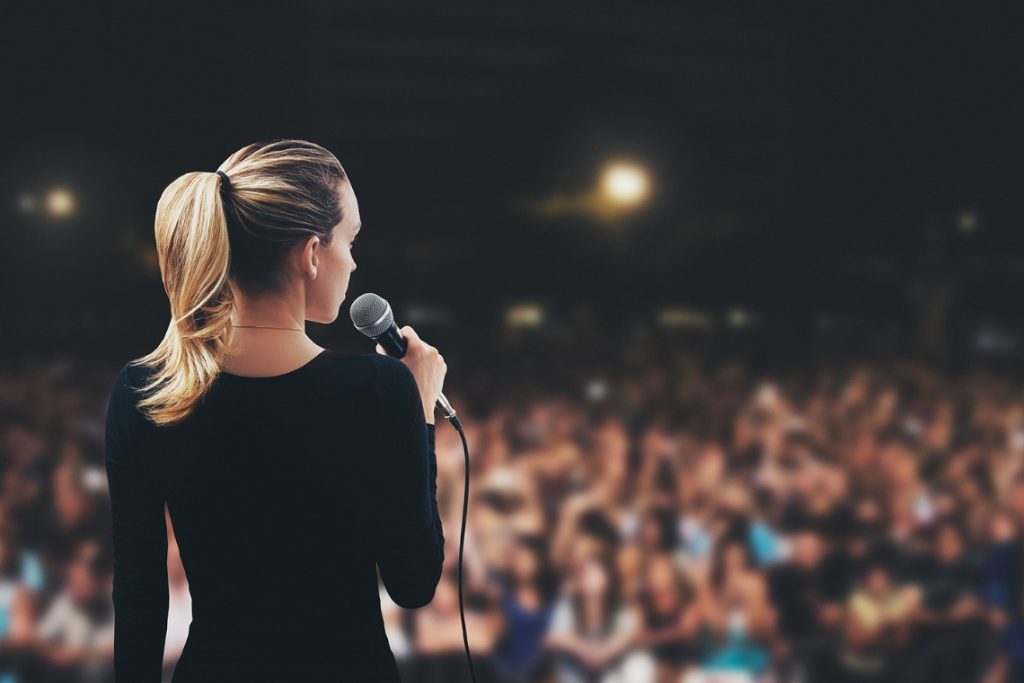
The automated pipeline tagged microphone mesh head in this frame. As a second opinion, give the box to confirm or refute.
[349,293,393,338]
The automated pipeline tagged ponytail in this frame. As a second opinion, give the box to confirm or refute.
[130,139,346,426]
[133,170,235,426]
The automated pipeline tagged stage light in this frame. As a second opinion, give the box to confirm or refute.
[527,159,652,222]
[505,303,544,328]
[600,162,650,208]
[657,307,714,330]
[45,188,76,218]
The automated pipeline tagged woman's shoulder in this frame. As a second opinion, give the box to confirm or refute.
[361,352,418,394]
[110,359,152,408]
[316,350,412,388]
[309,351,420,416]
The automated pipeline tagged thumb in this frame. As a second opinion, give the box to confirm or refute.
[375,343,385,355]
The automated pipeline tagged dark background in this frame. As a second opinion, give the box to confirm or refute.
[1,1,1021,375]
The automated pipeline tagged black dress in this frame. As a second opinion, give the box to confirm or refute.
[104,348,445,682]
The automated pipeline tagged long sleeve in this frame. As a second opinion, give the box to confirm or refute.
[104,365,169,682]
[369,354,445,609]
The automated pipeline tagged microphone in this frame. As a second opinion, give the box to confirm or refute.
[350,293,459,427]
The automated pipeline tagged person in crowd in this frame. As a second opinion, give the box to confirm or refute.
[691,538,776,679]
[768,527,843,681]
[840,558,920,683]
[543,553,646,683]
[412,566,503,683]
[31,540,114,683]
[490,534,560,683]
[41,460,107,582]
[0,524,41,683]
[903,520,991,682]
[634,552,701,683]
[983,509,1024,683]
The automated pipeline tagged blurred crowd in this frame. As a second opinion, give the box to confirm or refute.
[1,351,1023,682]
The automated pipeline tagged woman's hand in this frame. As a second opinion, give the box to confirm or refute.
[377,325,446,425]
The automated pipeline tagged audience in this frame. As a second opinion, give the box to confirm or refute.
[0,351,1022,682]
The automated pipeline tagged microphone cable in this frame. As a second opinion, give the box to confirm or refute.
[445,414,478,683]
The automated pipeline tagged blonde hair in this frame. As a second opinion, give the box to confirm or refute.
[131,139,346,426]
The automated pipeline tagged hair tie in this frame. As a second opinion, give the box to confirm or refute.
[216,170,231,192]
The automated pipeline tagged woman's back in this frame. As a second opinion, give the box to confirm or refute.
[105,348,444,682]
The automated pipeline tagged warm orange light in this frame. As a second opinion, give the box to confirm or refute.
[600,162,650,207]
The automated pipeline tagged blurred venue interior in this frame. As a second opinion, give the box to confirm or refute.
[1,3,1022,683]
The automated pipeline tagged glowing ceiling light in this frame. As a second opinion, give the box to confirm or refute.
[600,162,650,207]
[505,303,544,328]
[45,188,76,218]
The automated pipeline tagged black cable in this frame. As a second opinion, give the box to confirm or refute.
[447,415,478,683]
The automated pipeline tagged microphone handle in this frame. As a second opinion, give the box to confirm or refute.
[374,325,458,422]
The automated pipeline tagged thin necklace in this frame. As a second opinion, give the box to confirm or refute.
[234,324,304,332]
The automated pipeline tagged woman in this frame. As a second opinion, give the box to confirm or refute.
[691,538,775,680]
[490,534,559,682]
[840,561,920,683]
[104,139,448,681]
[634,553,700,683]
[543,553,647,683]
[413,567,503,683]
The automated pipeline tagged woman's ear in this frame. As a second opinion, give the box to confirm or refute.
[301,235,320,277]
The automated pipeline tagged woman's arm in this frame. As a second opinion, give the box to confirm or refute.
[639,602,701,648]
[542,595,592,660]
[104,365,169,683]
[593,603,642,665]
[744,573,778,638]
[549,492,596,570]
[369,355,445,609]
